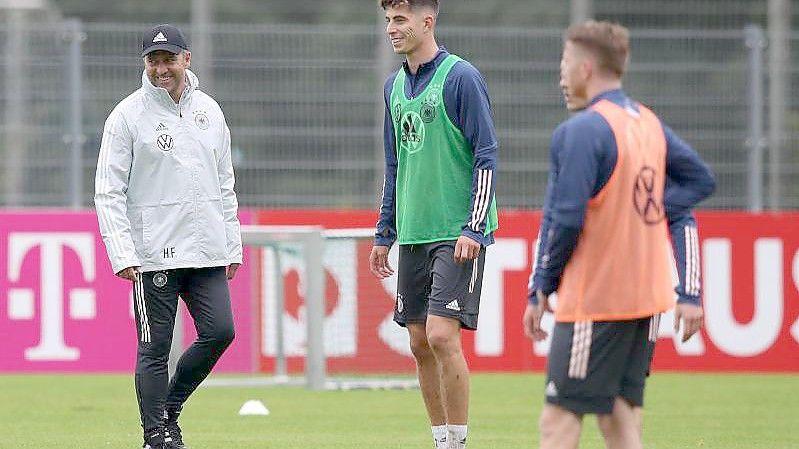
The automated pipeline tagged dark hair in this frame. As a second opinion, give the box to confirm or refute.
[565,20,629,77]
[379,0,439,15]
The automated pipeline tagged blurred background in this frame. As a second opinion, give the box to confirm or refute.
[0,0,796,210]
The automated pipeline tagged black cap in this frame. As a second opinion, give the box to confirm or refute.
[141,24,189,57]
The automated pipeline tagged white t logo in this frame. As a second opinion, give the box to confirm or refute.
[7,233,95,361]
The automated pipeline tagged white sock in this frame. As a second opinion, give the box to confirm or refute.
[432,424,448,448]
[448,424,468,448]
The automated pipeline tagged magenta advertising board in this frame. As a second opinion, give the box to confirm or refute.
[0,210,253,372]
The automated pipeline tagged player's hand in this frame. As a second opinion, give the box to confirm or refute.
[369,245,394,279]
[116,266,140,281]
[226,263,241,280]
[454,235,480,264]
[523,290,552,341]
[674,303,703,342]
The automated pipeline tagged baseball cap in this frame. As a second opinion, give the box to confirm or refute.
[141,24,189,57]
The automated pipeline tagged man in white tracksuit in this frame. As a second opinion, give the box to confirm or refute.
[94,24,242,449]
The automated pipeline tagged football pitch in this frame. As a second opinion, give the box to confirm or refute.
[1,373,796,449]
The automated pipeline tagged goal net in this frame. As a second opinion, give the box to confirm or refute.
[219,225,418,390]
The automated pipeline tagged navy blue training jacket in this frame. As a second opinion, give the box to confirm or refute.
[529,89,716,305]
[375,47,499,247]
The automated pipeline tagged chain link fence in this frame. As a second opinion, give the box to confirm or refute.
[0,19,795,209]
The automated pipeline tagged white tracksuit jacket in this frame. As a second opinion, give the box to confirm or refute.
[95,69,242,274]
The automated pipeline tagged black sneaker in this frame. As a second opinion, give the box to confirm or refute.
[142,427,172,449]
[164,408,188,449]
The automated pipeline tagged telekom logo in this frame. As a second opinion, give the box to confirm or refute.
[7,233,96,361]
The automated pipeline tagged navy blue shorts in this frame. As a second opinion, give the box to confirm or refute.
[393,241,486,330]
[544,315,661,414]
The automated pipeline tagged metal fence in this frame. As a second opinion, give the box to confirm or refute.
[0,19,796,210]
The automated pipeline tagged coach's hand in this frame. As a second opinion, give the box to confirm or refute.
[226,263,241,280]
[674,302,703,342]
[369,245,394,279]
[454,235,480,264]
[523,290,552,341]
[116,266,140,282]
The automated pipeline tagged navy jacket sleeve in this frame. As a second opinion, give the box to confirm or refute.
[444,61,499,246]
[669,214,702,305]
[527,156,555,303]
[530,114,715,304]
[530,113,615,301]
[662,124,716,221]
[662,123,716,304]
[375,73,399,247]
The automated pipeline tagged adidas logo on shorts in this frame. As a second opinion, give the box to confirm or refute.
[445,299,460,311]
[545,381,558,397]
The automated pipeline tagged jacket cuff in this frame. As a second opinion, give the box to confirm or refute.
[374,236,394,247]
[460,228,484,246]
[111,257,140,276]
[676,295,701,306]
[538,274,559,297]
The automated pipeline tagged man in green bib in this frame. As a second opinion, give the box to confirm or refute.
[370,1,499,448]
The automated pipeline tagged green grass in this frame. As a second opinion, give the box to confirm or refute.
[0,373,796,448]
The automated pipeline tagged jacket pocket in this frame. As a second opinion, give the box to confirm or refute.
[141,203,195,265]
[198,198,227,260]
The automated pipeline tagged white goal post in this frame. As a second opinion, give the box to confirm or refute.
[206,224,417,391]
[241,225,327,390]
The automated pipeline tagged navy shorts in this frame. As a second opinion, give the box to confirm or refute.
[393,241,486,330]
[544,315,661,414]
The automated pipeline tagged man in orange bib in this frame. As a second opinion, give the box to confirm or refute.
[523,21,715,449]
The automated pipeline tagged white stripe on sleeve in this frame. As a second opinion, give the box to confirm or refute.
[470,169,493,232]
[691,226,701,295]
[96,120,123,258]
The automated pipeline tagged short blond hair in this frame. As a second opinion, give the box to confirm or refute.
[565,20,629,78]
